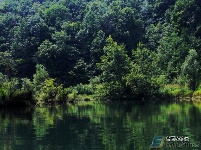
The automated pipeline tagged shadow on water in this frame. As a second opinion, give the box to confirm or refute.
[0,101,201,150]
[0,107,34,121]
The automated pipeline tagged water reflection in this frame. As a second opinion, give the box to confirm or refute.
[0,101,201,150]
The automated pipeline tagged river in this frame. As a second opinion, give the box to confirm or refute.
[0,101,200,150]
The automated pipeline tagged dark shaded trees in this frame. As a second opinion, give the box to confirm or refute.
[1,0,201,101]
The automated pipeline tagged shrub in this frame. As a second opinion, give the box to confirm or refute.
[161,84,193,96]
[193,89,201,96]
[33,64,49,93]
[74,83,94,95]
[36,78,67,103]
[21,78,33,92]
[1,77,20,100]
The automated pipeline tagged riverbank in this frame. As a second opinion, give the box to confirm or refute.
[160,84,201,102]
[2,82,201,108]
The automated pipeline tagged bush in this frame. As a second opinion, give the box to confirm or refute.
[0,76,20,100]
[33,64,49,93]
[193,89,201,96]
[161,84,193,96]
[74,83,94,95]
[0,88,6,101]
[36,78,67,103]
[21,78,33,92]
[55,85,67,102]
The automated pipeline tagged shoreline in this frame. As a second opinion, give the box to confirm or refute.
[1,93,201,108]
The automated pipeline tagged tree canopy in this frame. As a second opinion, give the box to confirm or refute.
[1,0,201,101]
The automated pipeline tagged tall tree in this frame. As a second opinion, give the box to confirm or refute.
[126,43,160,99]
[180,49,200,90]
[97,36,131,99]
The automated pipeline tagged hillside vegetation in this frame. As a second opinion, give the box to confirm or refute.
[0,0,201,103]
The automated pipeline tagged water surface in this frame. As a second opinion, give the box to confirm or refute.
[0,101,201,150]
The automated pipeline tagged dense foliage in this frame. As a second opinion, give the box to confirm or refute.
[0,0,201,103]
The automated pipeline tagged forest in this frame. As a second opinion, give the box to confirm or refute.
[0,0,201,105]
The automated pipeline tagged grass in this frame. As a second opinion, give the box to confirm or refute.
[160,84,193,97]
[192,85,201,102]
[74,100,95,106]
[193,89,201,96]
[67,93,96,101]
[193,84,201,96]
[67,83,100,102]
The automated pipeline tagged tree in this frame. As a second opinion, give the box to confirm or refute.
[102,4,144,52]
[37,33,80,86]
[142,0,176,25]
[76,0,107,61]
[9,14,49,78]
[89,30,106,76]
[43,4,70,28]
[180,49,200,90]
[0,73,19,100]
[151,23,190,81]
[97,36,131,99]
[126,43,160,99]
[171,0,201,34]
[33,64,49,93]
[0,51,17,77]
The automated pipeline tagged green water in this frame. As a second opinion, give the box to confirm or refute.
[0,101,201,150]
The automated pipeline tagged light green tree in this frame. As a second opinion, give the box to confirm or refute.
[97,36,131,100]
[126,43,160,99]
[33,64,49,93]
[181,49,200,90]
